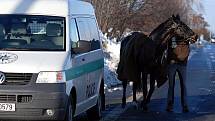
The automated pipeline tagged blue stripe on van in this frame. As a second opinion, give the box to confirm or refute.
[65,59,104,80]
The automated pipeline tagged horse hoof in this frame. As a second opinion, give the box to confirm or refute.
[146,99,150,104]
[141,102,148,112]
[143,106,148,112]
[131,101,138,109]
[122,103,126,108]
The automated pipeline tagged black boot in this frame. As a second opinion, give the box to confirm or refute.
[122,97,126,108]
[182,105,189,113]
[166,102,173,112]
[141,101,148,112]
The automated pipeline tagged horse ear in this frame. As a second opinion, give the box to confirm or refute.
[172,14,175,18]
[176,14,180,20]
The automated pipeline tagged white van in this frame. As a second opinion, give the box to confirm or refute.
[0,0,105,120]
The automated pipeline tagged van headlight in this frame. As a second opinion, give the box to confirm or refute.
[36,72,66,83]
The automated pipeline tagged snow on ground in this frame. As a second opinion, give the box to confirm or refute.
[102,34,122,89]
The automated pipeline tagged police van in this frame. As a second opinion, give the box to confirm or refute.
[0,0,105,120]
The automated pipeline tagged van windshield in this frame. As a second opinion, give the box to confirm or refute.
[0,15,65,51]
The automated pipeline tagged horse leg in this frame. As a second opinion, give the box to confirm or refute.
[132,81,139,109]
[141,73,148,110]
[133,82,137,102]
[146,74,155,104]
[122,81,128,108]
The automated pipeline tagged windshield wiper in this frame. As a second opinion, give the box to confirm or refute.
[0,48,64,51]
[0,48,63,51]
[0,48,32,51]
[29,48,64,51]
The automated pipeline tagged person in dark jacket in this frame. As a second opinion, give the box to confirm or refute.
[166,35,190,113]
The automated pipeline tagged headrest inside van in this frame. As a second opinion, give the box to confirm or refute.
[46,23,62,37]
[11,23,27,34]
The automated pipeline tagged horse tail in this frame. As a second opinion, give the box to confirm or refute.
[116,34,133,81]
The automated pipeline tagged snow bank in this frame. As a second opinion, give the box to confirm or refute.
[102,34,122,89]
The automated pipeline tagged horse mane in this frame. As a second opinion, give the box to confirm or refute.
[149,17,174,45]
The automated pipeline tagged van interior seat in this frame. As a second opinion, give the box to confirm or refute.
[10,23,30,44]
[46,23,63,47]
[0,25,27,48]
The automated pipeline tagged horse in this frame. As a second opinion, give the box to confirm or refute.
[117,15,198,110]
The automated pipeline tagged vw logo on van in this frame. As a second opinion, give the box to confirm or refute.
[0,53,18,64]
[0,72,6,84]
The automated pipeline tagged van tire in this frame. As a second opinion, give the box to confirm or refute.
[101,80,106,110]
[64,98,74,121]
[87,91,102,120]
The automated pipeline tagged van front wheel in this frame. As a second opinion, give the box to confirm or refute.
[87,91,102,120]
[64,98,74,121]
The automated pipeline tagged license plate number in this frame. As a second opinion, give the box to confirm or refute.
[0,103,15,111]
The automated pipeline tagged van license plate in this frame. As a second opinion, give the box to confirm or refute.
[0,103,15,111]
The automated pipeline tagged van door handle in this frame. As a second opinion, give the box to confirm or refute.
[82,58,85,61]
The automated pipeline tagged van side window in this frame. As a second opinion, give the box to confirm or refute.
[73,18,91,54]
[70,19,79,48]
[76,18,91,42]
[88,18,101,50]
[73,17,101,54]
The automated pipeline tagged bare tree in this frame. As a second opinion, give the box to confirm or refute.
[84,0,208,39]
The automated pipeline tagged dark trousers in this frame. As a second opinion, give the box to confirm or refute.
[167,63,188,107]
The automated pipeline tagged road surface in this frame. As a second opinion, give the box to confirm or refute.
[65,43,215,121]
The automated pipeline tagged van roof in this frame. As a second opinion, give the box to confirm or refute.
[0,0,95,17]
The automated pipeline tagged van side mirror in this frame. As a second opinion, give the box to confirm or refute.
[72,40,91,54]
[72,41,79,48]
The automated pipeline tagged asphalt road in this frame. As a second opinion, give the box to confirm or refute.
[66,43,215,121]
[1,44,214,121]
[115,43,215,121]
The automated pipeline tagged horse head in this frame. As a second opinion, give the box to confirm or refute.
[155,15,198,46]
[171,15,198,44]
[149,15,179,45]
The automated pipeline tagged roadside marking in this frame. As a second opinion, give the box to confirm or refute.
[210,56,215,58]
[197,112,210,114]
[199,88,212,93]
[209,52,214,54]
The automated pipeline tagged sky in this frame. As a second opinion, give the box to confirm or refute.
[202,0,215,33]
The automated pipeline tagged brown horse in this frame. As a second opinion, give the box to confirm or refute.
[117,15,198,110]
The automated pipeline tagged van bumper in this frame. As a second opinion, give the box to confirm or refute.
[0,83,68,120]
